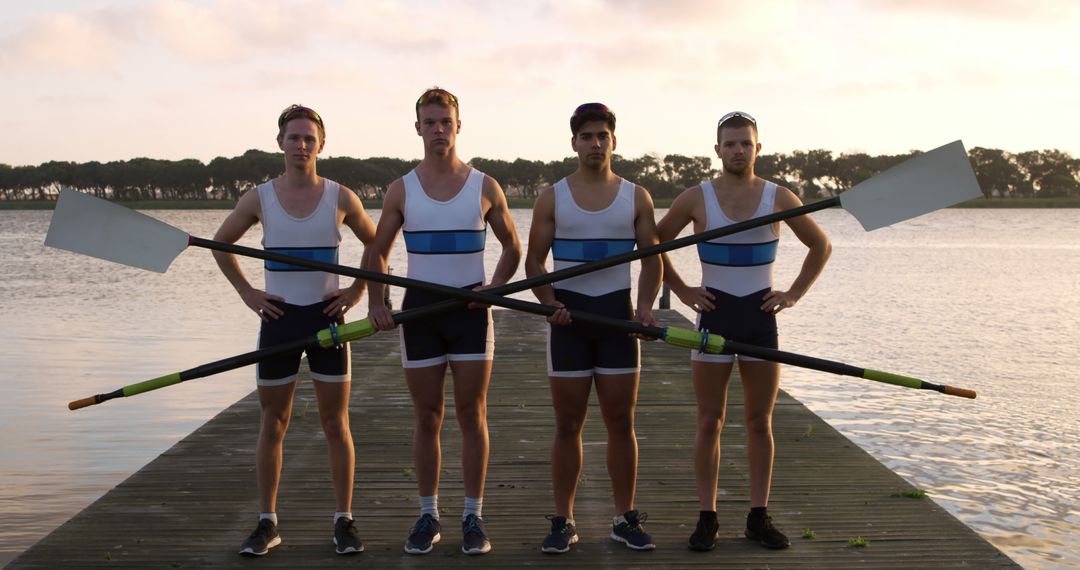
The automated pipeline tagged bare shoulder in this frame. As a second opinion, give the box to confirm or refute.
[773,183,804,208]
[633,184,656,210]
[481,174,510,211]
[672,184,704,210]
[336,182,364,208]
[234,185,263,217]
[532,185,556,212]
[382,178,405,208]
[482,173,506,196]
[535,184,555,202]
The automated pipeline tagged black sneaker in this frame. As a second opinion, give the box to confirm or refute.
[239,519,281,556]
[333,517,364,555]
[404,514,442,555]
[610,510,655,550]
[461,513,491,555]
[745,509,790,549]
[688,511,720,551]
[541,515,578,554]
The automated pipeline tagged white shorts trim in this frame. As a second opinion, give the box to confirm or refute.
[257,374,297,387]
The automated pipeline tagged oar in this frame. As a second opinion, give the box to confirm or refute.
[64,228,976,410]
[53,139,980,407]
[68,275,975,409]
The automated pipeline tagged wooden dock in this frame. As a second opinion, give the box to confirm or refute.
[9,310,1018,568]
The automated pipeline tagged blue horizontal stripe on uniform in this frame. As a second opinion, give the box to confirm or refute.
[264,246,339,272]
[403,229,487,254]
[552,238,637,262]
[697,239,779,267]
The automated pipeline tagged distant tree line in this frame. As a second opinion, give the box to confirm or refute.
[1,147,1076,202]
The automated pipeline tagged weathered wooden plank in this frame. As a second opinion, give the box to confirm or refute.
[8,310,1018,568]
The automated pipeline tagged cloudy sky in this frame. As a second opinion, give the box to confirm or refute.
[2,0,1077,167]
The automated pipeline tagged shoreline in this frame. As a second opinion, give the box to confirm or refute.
[3,196,1080,210]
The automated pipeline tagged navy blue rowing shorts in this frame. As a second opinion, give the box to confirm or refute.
[548,288,639,377]
[257,299,350,386]
[693,287,778,364]
[399,283,493,368]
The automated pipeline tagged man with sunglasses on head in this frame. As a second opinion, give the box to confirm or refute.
[366,87,521,556]
[525,102,662,554]
[212,105,377,556]
[658,111,831,551]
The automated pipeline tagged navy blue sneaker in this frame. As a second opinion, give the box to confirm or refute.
[461,514,491,555]
[404,514,442,555]
[611,510,655,550]
[541,515,578,554]
[333,517,363,554]
[239,519,281,556]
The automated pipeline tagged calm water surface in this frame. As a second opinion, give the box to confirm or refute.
[0,207,1077,568]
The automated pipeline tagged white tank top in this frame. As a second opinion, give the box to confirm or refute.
[551,177,636,296]
[698,180,779,296]
[258,180,342,306]
[401,168,487,287]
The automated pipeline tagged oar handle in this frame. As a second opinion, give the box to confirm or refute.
[942,386,978,399]
[68,396,101,410]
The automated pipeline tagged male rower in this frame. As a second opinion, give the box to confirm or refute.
[365,87,521,556]
[525,102,662,553]
[657,111,831,551]
[212,104,376,556]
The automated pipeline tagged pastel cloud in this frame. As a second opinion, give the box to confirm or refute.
[0,10,131,71]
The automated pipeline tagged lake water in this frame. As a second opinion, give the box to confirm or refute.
[0,207,1077,568]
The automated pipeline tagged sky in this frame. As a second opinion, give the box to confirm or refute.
[1,0,1077,168]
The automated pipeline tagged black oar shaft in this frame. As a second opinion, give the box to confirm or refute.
[195,235,667,337]
[723,339,864,377]
[191,196,840,326]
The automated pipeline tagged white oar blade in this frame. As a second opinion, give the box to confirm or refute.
[44,189,190,273]
[840,140,981,231]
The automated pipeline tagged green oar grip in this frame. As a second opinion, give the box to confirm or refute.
[862,368,924,390]
[317,318,377,348]
[123,372,183,397]
[663,327,727,354]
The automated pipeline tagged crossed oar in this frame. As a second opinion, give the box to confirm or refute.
[47,140,981,409]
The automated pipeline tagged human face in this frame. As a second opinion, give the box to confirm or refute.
[571,120,616,169]
[277,118,323,168]
[715,125,760,176]
[415,103,459,155]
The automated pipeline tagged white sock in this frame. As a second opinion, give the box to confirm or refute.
[463,496,483,519]
[260,512,278,525]
[420,495,439,519]
[335,511,353,523]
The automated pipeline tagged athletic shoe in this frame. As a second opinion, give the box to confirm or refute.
[239,519,281,556]
[541,515,578,554]
[333,517,364,555]
[461,513,492,555]
[404,514,442,555]
[610,510,656,550]
[745,510,790,549]
[688,510,720,551]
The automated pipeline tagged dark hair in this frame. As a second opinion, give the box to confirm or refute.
[415,87,459,121]
[570,102,616,135]
[277,104,325,140]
